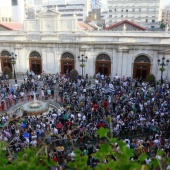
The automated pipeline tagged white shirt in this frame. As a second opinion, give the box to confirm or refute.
[95,79,99,84]
[53,127,58,134]
[78,113,82,121]
[154,139,160,146]
[52,113,57,119]
[20,92,25,97]
[70,114,75,119]
[70,151,76,161]
[145,158,151,164]
[82,115,86,121]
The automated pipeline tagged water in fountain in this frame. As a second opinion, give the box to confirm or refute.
[33,92,37,103]
[20,91,49,115]
[30,92,40,108]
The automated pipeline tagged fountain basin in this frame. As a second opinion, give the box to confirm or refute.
[29,102,41,108]
[20,101,49,115]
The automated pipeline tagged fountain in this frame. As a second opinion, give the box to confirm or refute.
[20,92,49,115]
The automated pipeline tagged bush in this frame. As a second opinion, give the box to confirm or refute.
[146,74,155,83]
[3,66,12,79]
[70,69,78,82]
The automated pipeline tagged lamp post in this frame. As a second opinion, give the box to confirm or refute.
[157,56,169,85]
[77,54,88,76]
[10,52,17,79]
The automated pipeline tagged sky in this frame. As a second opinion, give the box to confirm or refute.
[163,0,170,7]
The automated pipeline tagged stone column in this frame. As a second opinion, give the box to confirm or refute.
[55,51,60,74]
[42,48,47,73]
[0,57,2,74]
[111,48,117,77]
[166,52,170,80]
[14,44,23,74]
[117,46,129,78]
[86,51,95,77]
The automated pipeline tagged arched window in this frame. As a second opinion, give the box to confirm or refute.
[135,55,150,63]
[61,52,74,59]
[29,51,41,58]
[1,50,11,57]
[96,54,111,61]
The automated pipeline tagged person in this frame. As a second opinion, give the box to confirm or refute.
[41,88,45,100]
[15,79,17,84]
[1,72,170,169]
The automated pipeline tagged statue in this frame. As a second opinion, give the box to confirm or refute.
[123,24,127,31]
[165,24,169,32]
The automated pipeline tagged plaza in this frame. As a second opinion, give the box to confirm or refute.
[0,7,170,170]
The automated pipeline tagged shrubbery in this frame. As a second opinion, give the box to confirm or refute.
[146,74,155,84]
[70,69,78,82]
[3,66,12,79]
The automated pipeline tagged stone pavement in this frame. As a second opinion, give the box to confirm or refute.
[8,75,24,86]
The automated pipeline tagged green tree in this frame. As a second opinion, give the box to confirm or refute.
[0,142,56,170]
[67,128,170,170]
[160,22,166,30]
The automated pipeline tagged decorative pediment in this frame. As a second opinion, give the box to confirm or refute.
[38,8,61,19]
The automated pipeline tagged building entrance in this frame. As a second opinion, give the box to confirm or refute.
[95,54,111,76]
[133,55,150,80]
[29,51,42,75]
[1,51,12,72]
[61,52,75,74]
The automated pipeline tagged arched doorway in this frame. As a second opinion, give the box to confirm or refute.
[61,52,75,74]
[29,51,42,74]
[96,54,111,75]
[1,51,12,72]
[133,55,151,80]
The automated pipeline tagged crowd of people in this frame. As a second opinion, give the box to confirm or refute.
[0,71,170,169]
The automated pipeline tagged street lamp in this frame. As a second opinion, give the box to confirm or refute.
[77,54,88,76]
[10,52,17,79]
[157,56,169,85]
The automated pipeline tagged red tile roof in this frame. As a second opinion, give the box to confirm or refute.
[0,22,23,30]
[77,22,94,31]
[105,20,146,31]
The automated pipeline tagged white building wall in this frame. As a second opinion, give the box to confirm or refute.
[12,0,25,22]
[0,0,12,22]
[42,0,91,21]
[107,0,162,30]
[0,9,170,81]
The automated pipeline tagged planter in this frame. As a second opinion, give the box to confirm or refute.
[80,64,85,67]
[159,68,166,72]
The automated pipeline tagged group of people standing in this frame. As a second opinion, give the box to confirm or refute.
[0,71,170,169]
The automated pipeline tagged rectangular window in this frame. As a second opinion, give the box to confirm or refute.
[121,15,123,17]
[109,15,112,17]
[126,10,128,12]
[11,0,18,6]
[152,20,155,23]
[146,19,148,23]
[139,8,141,12]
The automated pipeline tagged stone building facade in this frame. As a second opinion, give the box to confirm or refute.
[0,9,170,80]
